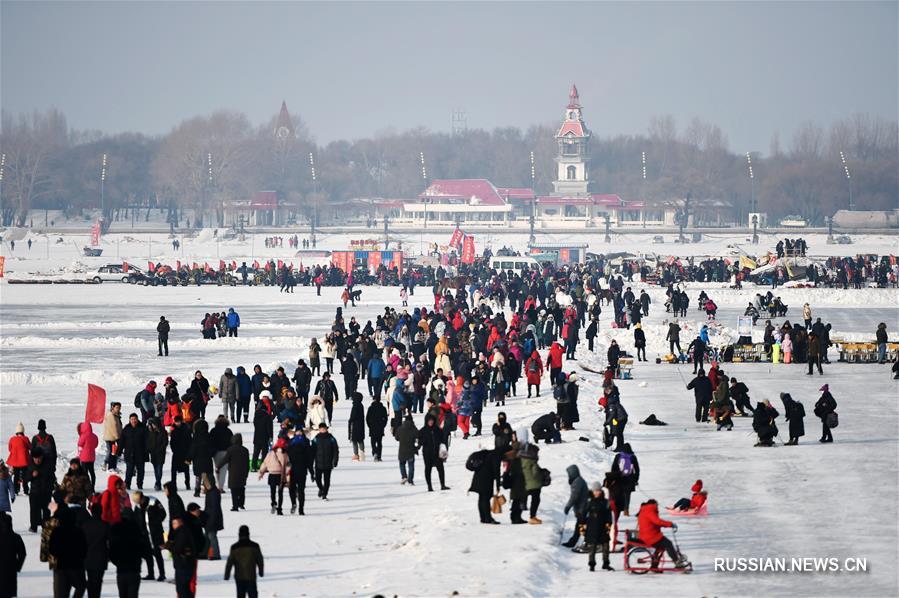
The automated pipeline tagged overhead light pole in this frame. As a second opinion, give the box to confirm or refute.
[309,152,317,246]
[641,151,647,228]
[746,152,757,243]
[529,151,536,245]
[0,153,6,225]
[100,153,108,220]
[420,152,428,229]
[840,151,853,210]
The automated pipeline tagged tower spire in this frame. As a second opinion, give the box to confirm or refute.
[568,84,580,108]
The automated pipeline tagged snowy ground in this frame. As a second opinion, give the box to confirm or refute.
[1,269,897,596]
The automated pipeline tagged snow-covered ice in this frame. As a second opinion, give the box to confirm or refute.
[1,232,898,597]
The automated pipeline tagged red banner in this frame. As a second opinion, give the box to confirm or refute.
[461,235,476,264]
[122,262,130,273]
[85,384,106,424]
[277,260,284,270]
[148,261,155,273]
[90,220,101,246]
[231,260,237,271]
[368,251,382,272]
[0,256,5,278]
[559,248,570,264]
[253,260,260,269]
[449,228,464,249]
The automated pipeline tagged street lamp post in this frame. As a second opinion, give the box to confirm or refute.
[309,152,317,246]
[0,153,6,226]
[529,151,536,244]
[840,151,853,210]
[420,152,428,229]
[641,151,647,228]
[604,212,611,243]
[826,216,834,243]
[751,214,758,246]
[746,151,755,212]
[100,153,108,222]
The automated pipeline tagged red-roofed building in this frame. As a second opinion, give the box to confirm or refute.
[403,179,514,224]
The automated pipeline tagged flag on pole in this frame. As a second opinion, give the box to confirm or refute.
[449,228,464,249]
[85,384,106,423]
[461,235,476,264]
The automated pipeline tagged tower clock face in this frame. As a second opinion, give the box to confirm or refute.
[277,126,290,139]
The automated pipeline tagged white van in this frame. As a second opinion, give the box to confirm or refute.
[489,255,540,276]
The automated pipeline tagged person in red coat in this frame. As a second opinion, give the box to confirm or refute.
[637,499,686,568]
[546,342,564,385]
[671,479,708,511]
[525,351,544,398]
[100,474,131,524]
[6,423,31,495]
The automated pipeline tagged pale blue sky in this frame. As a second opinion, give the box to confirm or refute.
[2,1,896,153]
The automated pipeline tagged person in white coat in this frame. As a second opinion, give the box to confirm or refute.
[305,397,330,430]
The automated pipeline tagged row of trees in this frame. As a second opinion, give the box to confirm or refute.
[1,107,896,227]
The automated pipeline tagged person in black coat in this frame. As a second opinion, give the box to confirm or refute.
[252,398,274,471]
[341,356,359,399]
[157,316,170,357]
[167,517,197,598]
[469,447,502,524]
[220,433,250,511]
[418,413,448,492]
[163,482,185,536]
[121,414,149,490]
[81,502,110,598]
[607,341,621,371]
[48,505,88,598]
[169,416,192,489]
[633,324,647,361]
[780,393,806,445]
[0,512,27,598]
[314,373,340,422]
[492,412,513,451]
[189,371,211,418]
[752,401,780,446]
[583,483,614,571]
[292,360,313,406]
[311,424,339,500]
[286,429,314,515]
[365,397,388,462]
[686,369,713,423]
[610,443,639,515]
[531,412,561,444]
[109,513,151,598]
[348,392,366,460]
[814,385,838,443]
[188,419,214,497]
[688,335,707,373]
[27,448,53,533]
[202,475,224,560]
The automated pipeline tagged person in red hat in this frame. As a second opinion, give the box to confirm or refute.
[670,479,708,511]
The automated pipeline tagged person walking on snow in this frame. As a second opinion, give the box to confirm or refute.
[226,307,241,337]
[562,464,589,548]
[814,384,837,443]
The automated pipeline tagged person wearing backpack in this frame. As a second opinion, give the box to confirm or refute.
[610,443,639,516]
[813,384,837,443]
[518,431,545,524]
[467,447,502,524]
[525,351,543,398]
[31,419,58,481]
[562,464,589,548]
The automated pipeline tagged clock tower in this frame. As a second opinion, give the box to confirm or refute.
[552,84,591,197]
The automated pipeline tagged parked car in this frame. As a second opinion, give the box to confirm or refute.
[652,235,665,244]
[83,264,144,283]
[834,235,853,245]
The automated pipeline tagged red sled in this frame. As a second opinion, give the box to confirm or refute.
[665,502,709,517]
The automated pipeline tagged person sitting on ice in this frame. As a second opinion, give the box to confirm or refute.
[752,400,780,447]
[670,479,708,512]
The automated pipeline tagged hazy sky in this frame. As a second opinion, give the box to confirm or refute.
[2,1,896,154]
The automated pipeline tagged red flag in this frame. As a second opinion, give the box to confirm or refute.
[122,261,129,273]
[231,260,237,270]
[277,260,284,269]
[288,262,293,271]
[253,260,260,269]
[219,260,225,270]
[449,228,464,249]
[176,260,181,271]
[461,235,476,264]
[146,261,154,272]
[85,384,106,424]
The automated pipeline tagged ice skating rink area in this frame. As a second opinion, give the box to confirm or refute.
[1,275,897,597]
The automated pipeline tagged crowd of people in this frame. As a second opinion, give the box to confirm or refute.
[5,248,893,595]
